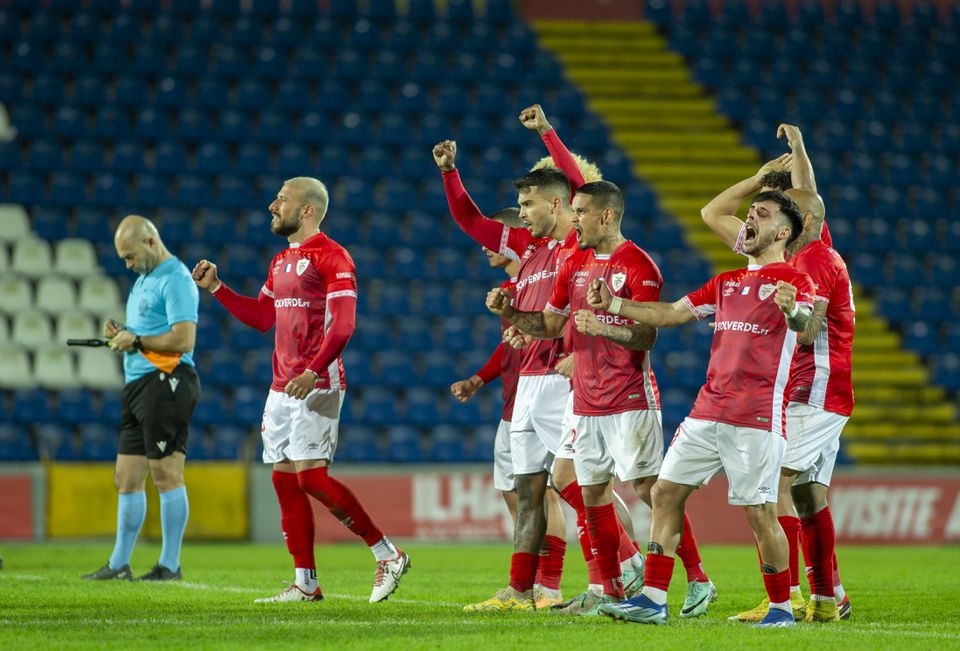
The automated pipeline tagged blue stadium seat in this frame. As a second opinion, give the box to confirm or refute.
[0,424,35,461]
[386,426,425,462]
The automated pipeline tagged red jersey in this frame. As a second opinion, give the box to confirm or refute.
[546,241,662,416]
[512,229,579,376]
[682,263,815,438]
[820,221,832,248]
[261,232,357,392]
[498,278,522,420]
[787,240,855,416]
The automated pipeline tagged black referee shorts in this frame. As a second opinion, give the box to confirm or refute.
[119,364,200,460]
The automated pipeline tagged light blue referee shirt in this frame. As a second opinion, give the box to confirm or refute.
[123,256,199,383]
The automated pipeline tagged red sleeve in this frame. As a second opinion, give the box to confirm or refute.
[212,281,276,332]
[794,272,816,309]
[541,129,586,195]
[626,255,663,303]
[475,343,503,384]
[305,294,355,376]
[303,248,358,375]
[820,221,833,248]
[545,256,574,316]
[441,168,511,254]
[681,274,723,320]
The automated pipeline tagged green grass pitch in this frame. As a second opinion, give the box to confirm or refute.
[1,542,958,649]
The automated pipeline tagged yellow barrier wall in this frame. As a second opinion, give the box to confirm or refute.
[47,462,248,539]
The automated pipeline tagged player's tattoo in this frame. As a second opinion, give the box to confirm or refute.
[797,301,827,346]
[647,542,664,555]
[785,305,812,333]
[513,473,548,554]
[600,323,657,351]
[506,310,550,338]
[760,563,778,575]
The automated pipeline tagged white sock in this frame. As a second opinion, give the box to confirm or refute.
[295,567,317,592]
[769,600,792,613]
[834,584,846,602]
[641,586,667,605]
[620,552,644,575]
[790,585,801,595]
[370,536,398,562]
[811,594,833,602]
[588,583,603,596]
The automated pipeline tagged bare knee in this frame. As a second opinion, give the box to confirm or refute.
[632,476,656,507]
[551,459,576,492]
[743,503,778,534]
[792,482,828,518]
[149,454,185,493]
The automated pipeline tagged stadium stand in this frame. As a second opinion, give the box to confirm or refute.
[0,0,955,464]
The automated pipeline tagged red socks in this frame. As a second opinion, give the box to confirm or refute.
[778,515,801,589]
[271,470,315,569]
[675,512,709,583]
[762,568,791,605]
[535,535,566,591]
[509,552,539,593]
[297,467,383,546]
[800,507,837,598]
[585,503,624,598]
[643,552,675,593]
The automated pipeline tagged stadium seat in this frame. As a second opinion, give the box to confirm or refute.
[11,237,54,279]
[12,310,54,350]
[0,277,33,315]
[0,424,35,461]
[78,276,123,318]
[0,347,34,389]
[35,277,78,314]
[0,204,31,243]
[33,346,77,390]
[76,347,123,389]
[55,311,97,341]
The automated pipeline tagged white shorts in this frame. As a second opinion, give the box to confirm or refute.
[783,402,847,487]
[571,410,663,486]
[660,417,786,506]
[261,389,344,464]
[510,374,571,475]
[493,419,515,492]
[557,390,576,460]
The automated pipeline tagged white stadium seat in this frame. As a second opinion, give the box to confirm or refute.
[78,276,124,320]
[76,348,122,389]
[11,237,53,279]
[55,311,97,341]
[33,346,77,390]
[0,244,10,273]
[0,204,30,243]
[54,238,100,278]
[35,277,78,314]
[0,103,15,141]
[0,346,34,389]
[11,309,54,350]
[0,315,9,341]
[0,276,32,314]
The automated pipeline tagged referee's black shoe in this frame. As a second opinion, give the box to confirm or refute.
[82,563,133,580]
[138,564,182,581]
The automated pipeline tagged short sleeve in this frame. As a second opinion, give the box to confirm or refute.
[626,254,662,303]
[545,256,573,316]
[681,274,722,320]
[794,272,816,309]
[164,270,200,324]
[321,247,358,299]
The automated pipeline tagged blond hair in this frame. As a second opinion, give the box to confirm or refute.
[530,153,603,183]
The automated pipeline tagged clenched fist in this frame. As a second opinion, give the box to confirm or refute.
[432,140,457,172]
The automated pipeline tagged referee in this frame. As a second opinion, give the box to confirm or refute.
[82,215,200,582]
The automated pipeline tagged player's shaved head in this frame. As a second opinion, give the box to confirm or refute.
[284,176,329,222]
[490,207,523,229]
[115,214,162,246]
[786,188,826,223]
[531,153,603,183]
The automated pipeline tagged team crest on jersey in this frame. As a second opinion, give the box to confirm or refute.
[758,283,777,301]
[296,258,310,276]
[611,272,627,292]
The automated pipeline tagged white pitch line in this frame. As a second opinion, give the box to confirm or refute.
[4,574,46,581]
[174,580,461,607]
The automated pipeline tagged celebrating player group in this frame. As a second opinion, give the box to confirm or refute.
[173,103,852,625]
